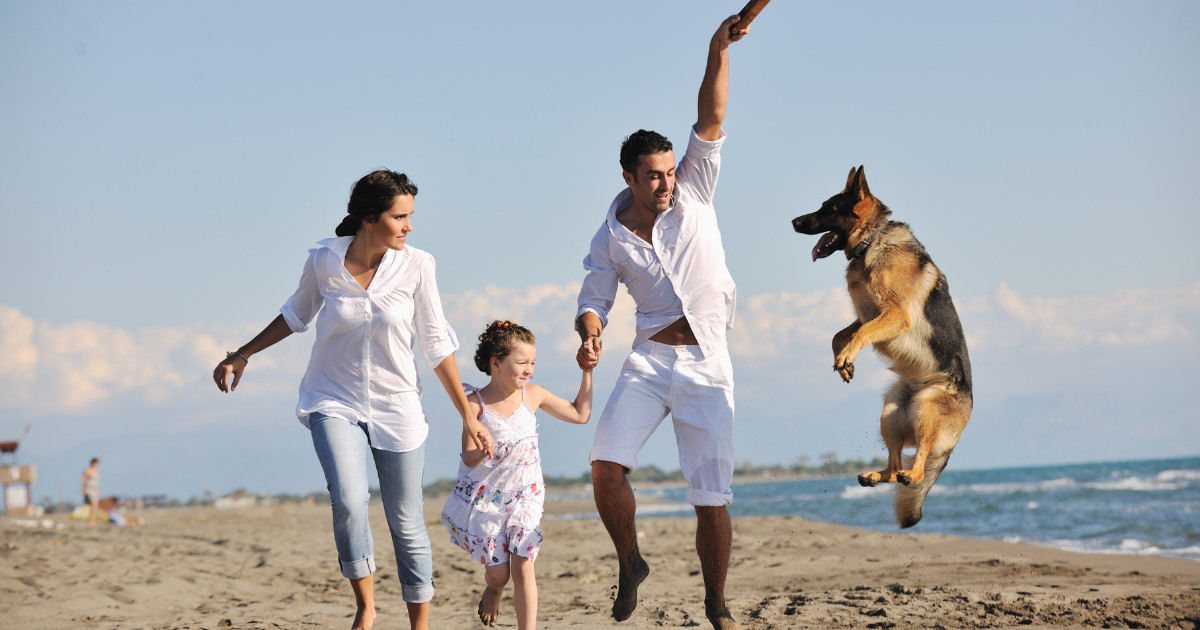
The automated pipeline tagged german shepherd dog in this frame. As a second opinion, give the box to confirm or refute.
[792,166,972,528]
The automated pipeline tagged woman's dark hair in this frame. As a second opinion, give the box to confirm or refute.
[473,320,536,375]
[334,170,419,237]
[619,129,673,178]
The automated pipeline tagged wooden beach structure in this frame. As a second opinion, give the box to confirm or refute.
[1,439,39,517]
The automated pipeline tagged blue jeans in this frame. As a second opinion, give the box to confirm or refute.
[309,413,434,603]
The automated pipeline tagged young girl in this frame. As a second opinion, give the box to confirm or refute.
[441,320,592,629]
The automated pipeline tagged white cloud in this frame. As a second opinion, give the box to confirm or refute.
[0,313,299,415]
[726,288,856,360]
[0,281,1196,417]
[962,282,1200,353]
[440,283,637,369]
[0,306,38,406]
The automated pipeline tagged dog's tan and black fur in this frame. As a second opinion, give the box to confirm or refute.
[793,166,972,528]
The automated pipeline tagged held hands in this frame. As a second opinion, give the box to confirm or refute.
[466,416,494,458]
[576,336,602,371]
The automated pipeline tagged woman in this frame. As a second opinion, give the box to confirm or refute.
[81,457,100,527]
[213,169,492,630]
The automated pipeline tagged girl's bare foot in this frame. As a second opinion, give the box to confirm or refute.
[478,586,501,627]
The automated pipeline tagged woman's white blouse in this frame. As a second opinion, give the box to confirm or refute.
[280,237,458,453]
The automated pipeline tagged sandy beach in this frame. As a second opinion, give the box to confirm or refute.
[3,496,1199,630]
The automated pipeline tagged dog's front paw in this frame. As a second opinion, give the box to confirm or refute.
[834,349,857,382]
[857,472,879,487]
[897,471,913,486]
[835,361,854,382]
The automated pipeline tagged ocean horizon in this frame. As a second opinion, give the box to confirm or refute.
[547,455,1200,562]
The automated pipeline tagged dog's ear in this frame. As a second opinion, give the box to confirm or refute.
[844,167,857,191]
[851,165,871,200]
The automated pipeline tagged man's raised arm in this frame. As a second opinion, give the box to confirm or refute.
[695,14,750,141]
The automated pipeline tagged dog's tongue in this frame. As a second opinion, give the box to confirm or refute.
[812,233,838,262]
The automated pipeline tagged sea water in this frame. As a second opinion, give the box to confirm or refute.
[549,456,1200,561]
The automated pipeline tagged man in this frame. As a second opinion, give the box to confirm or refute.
[575,13,750,630]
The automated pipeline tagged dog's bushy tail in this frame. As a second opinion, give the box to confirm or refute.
[894,449,954,529]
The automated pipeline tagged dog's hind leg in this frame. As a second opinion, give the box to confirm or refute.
[897,386,965,487]
[897,425,938,487]
[897,389,938,486]
[858,384,908,487]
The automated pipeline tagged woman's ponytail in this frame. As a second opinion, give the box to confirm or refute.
[334,214,360,237]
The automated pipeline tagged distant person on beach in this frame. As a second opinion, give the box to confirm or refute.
[573,14,750,630]
[440,320,593,629]
[212,170,493,630]
[81,457,100,526]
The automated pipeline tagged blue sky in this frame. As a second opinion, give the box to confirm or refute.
[1,1,1197,504]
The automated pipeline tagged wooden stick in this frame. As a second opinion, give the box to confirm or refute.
[733,0,772,34]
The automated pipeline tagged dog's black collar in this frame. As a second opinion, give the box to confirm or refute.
[850,237,872,260]
[849,228,881,260]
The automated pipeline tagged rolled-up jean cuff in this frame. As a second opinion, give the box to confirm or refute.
[402,582,435,603]
[686,487,733,507]
[340,554,376,580]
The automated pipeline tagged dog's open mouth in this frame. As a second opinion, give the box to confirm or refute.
[812,231,845,261]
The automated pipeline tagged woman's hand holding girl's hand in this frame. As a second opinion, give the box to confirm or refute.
[466,416,494,458]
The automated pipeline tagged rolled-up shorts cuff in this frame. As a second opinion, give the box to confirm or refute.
[339,554,376,580]
[588,447,639,473]
[687,487,733,507]
[402,581,435,603]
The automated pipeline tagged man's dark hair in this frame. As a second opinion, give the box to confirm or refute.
[619,130,673,178]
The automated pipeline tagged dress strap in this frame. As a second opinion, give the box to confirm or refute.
[462,383,486,420]
[519,385,538,418]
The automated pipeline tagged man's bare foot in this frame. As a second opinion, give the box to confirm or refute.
[351,604,375,630]
[612,553,650,622]
[477,586,501,627]
[704,598,740,630]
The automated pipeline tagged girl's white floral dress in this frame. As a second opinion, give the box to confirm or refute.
[441,385,544,565]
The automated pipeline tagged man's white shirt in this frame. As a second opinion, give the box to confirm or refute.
[577,127,736,359]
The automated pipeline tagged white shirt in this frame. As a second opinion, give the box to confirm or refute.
[577,128,736,359]
[281,237,459,453]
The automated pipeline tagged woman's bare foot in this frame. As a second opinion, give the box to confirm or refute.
[478,585,501,626]
[348,575,376,630]
[351,604,376,630]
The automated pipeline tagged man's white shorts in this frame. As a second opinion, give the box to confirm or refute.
[589,340,735,507]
